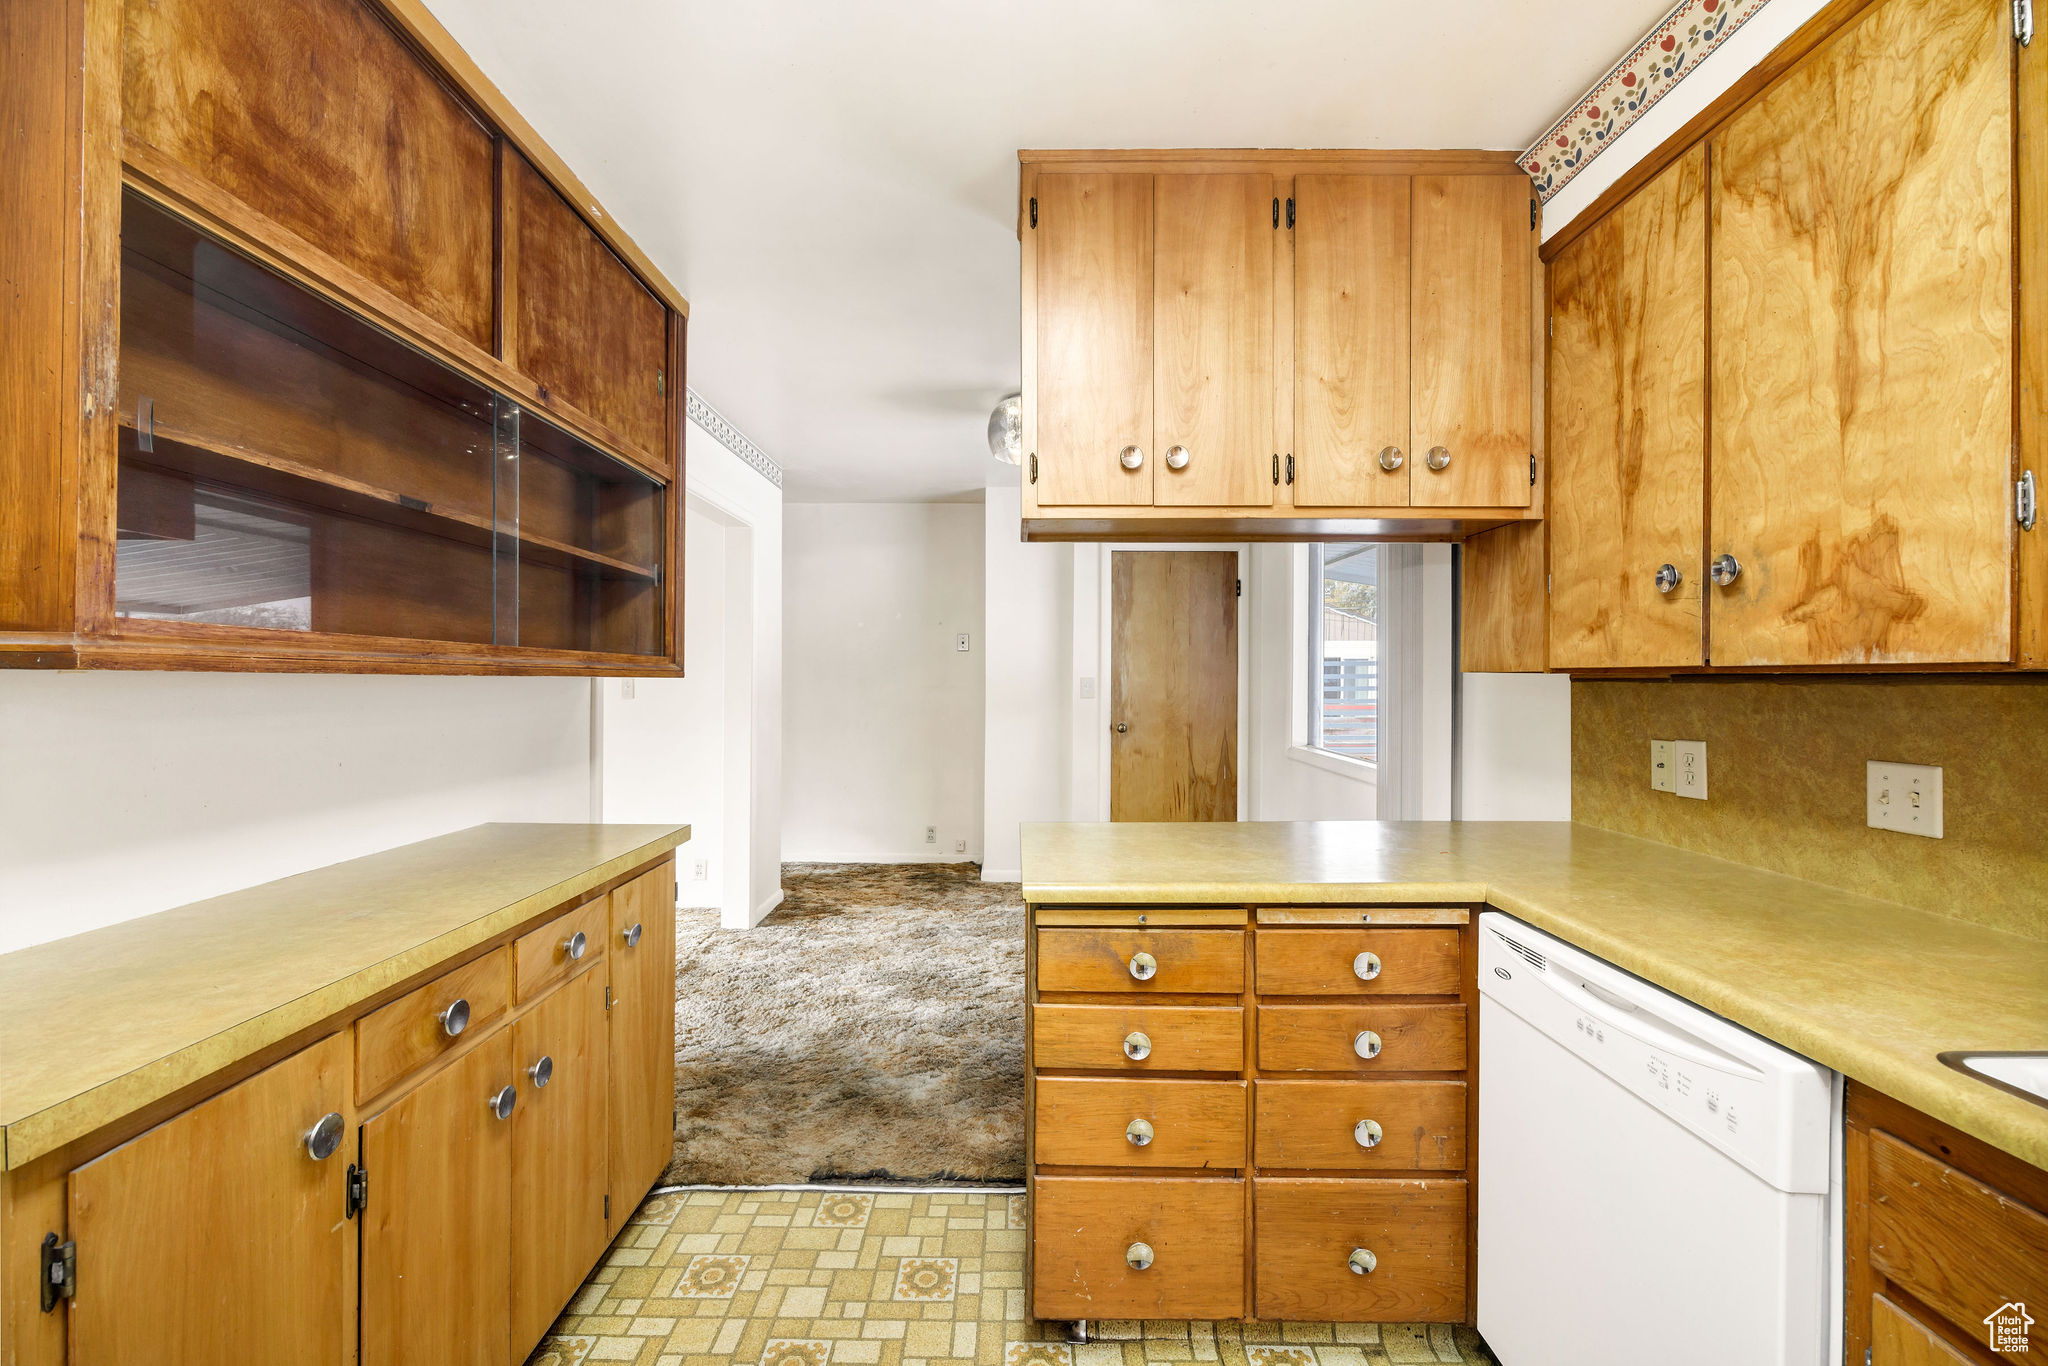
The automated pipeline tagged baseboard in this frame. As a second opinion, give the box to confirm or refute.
[783,851,981,865]
[747,887,784,928]
[980,867,1022,884]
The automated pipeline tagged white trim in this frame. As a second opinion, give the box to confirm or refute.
[980,867,1022,884]
[686,389,782,487]
[1287,743,1378,785]
[747,887,785,928]
[783,852,979,865]
[652,1182,1026,1195]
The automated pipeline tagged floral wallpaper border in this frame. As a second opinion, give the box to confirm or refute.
[1522,0,1776,203]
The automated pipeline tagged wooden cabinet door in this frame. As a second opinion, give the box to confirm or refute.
[1869,1295,1975,1365]
[512,968,611,1355]
[361,1029,514,1366]
[1035,172,1154,506]
[67,1034,354,1366]
[609,864,678,1218]
[1293,175,1411,508]
[1411,176,1533,509]
[1152,173,1274,507]
[1708,0,2013,666]
[1548,146,1708,669]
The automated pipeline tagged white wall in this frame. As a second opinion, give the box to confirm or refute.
[783,502,985,863]
[1246,543,1376,822]
[1460,673,1572,820]
[980,487,1070,881]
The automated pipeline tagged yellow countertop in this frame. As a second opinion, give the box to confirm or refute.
[1021,820,2048,1172]
[0,822,688,1171]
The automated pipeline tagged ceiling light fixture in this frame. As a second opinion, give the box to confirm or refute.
[987,392,1022,465]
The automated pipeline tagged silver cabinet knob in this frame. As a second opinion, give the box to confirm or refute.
[1165,445,1190,471]
[1123,1031,1152,1061]
[528,1054,555,1089]
[488,1085,517,1121]
[1655,563,1683,594]
[1126,1242,1154,1271]
[1119,445,1145,471]
[1377,446,1404,472]
[1353,1030,1383,1060]
[1127,951,1157,981]
[1710,553,1742,586]
[622,921,644,948]
[1424,445,1451,471]
[304,1112,345,1161]
[1125,1118,1154,1147]
[1353,951,1382,981]
[1355,1118,1383,1149]
[562,929,588,961]
[1114,722,1129,734]
[1349,1247,1377,1275]
[439,997,471,1038]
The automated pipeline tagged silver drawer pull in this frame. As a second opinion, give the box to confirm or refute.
[1125,1118,1154,1147]
[1377,446,1404,472]
[1126,1242,1154,1271]
[1123,1031,1153,1061]
[488,1085,517,1121]
[439,997,471,1038]
[1353,1030,1382,1060]
[1127,951,1157,981]
[528,1054,555,1089]
[622,921,644,948]
[1424,445,1451,472]
[1355,1118,1383,1149]
[1165,444,1190,471]
[1349,1247,1377,1275]
[562,929,588,961]
[303,1112,345,1161]
[1353,951,1382,981]
[1119,445,1145,471]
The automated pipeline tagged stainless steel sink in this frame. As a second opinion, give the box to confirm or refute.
[1940,1051,2048,1110]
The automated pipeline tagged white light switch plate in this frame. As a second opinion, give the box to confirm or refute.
[1650,740,1676,793]
[1673,740,1707,800]
[1868,761,1942,838]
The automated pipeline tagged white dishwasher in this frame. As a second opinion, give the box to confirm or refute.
[1475,912,1841,1366]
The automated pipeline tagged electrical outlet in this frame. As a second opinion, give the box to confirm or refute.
[1650,740,1676,793]
[1079,676,1097,700]
[954,839,966,854]
[1868,761,1942,838]
[620,679,635,699]
[693,860,708,880]
[956,632,971,653]
[1673,740,1707,800]
[925,826,937,844]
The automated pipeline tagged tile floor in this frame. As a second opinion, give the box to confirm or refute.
[526,1188,1498,1366]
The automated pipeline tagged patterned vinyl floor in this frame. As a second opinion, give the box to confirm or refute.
[525,1188,1498,1366]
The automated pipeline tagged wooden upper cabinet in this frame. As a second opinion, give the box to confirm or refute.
[1034,172,1155,506]
[121,0,495,350]
[1293,175,1411,508]
[1412,175,1533,509]
[1708,0,2013,666]
[509,155,671,468]
[1152,173,1274,508]
[1548,146,1707,670]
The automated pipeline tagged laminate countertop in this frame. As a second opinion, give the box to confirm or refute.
[0,822,688,1171]
[1020,819,2048,1172]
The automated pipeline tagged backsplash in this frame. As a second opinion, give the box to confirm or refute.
[1572,676,2048,941]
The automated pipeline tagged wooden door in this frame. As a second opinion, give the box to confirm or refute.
[1110,551,1237,821]
[1869,1296,1975,1365]
[1548,146,1708,669]
[512,968,610,1355]
[1035,173,1154,506]
[1411,176,1533,509]
[1293,175,1412,507]
[67,1034,354,1366]
[609,863,678,1219]
[361,1029,514,1366]
[1152,173,1274,507]
[1708,0,2013,666]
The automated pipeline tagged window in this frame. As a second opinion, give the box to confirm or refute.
[1306,543,1379,764]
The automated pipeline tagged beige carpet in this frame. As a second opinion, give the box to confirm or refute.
[667,863,1025,1186]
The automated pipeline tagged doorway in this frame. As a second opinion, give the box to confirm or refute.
[1109,550,1240,820]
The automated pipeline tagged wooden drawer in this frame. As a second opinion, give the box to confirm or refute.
[1033,1004,1244,1073]
[1037,928,1244,994]
[1253,1081,1465,1171]
[356,947,510,1098]
[1032,1176,1244,1321]
[1255,929,1460,996]
[1868,1130,2048,1354]
[514,898,608,1003]
[1036,1078,1246,1169]
[1257,1004,1466,1072]
[1253,1177,1467,1321]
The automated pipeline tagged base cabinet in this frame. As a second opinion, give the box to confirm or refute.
[609,861,678,1216]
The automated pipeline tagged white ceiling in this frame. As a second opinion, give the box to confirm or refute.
[422,1,1669,502]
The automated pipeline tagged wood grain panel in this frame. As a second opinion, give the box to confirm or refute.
[1252,1177,1467,1321]
[1034,1078,1246,1169]
[1870,1295,1978,1366]
[609,863,677,1216]
[121,0,495,347]
[1032,1004,1244,1073]
[1256,1004,1466,1073]
[1548,146,1707,670]
[355,947,510,1100]
[512,897,608,1002]
[1254,928,1460,997]
[1411,175,1532,509]
[2017,0,2047,668]
[1253,1080,1465,1172]
[1035,172,1153,506]
[68,1034,354,1366]
[1708,0,2013,665]
[511,969,610,1356]
[1036,928,1244,994]
[1032,1176,1244,1321]
[1293,175,1411,507]
[1110,551,1237,821]
[1152,172,1273,507]
[1460,520,1548,673]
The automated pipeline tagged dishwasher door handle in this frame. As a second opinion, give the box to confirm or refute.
[1536,964,1762,1076]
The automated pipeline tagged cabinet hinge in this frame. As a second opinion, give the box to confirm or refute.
[1531,196,1539,229]
[39,1233,75,1312]
[1272,197,1279,229]
[1530,453,1538,486]
[1029,453,1038,484]
[1272,454,1280,485]
[1863,1349,1872,1366]
[2020,469,2038,530]
[2017,0,2035,45]
[1286,197,1295,229]
[605,984,614,1012]
[1285,453,1294,484]
[657,368,665,397]
[1235,578,1242,598]
[1028,196,1038,228]
[345,1163,369,1219]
